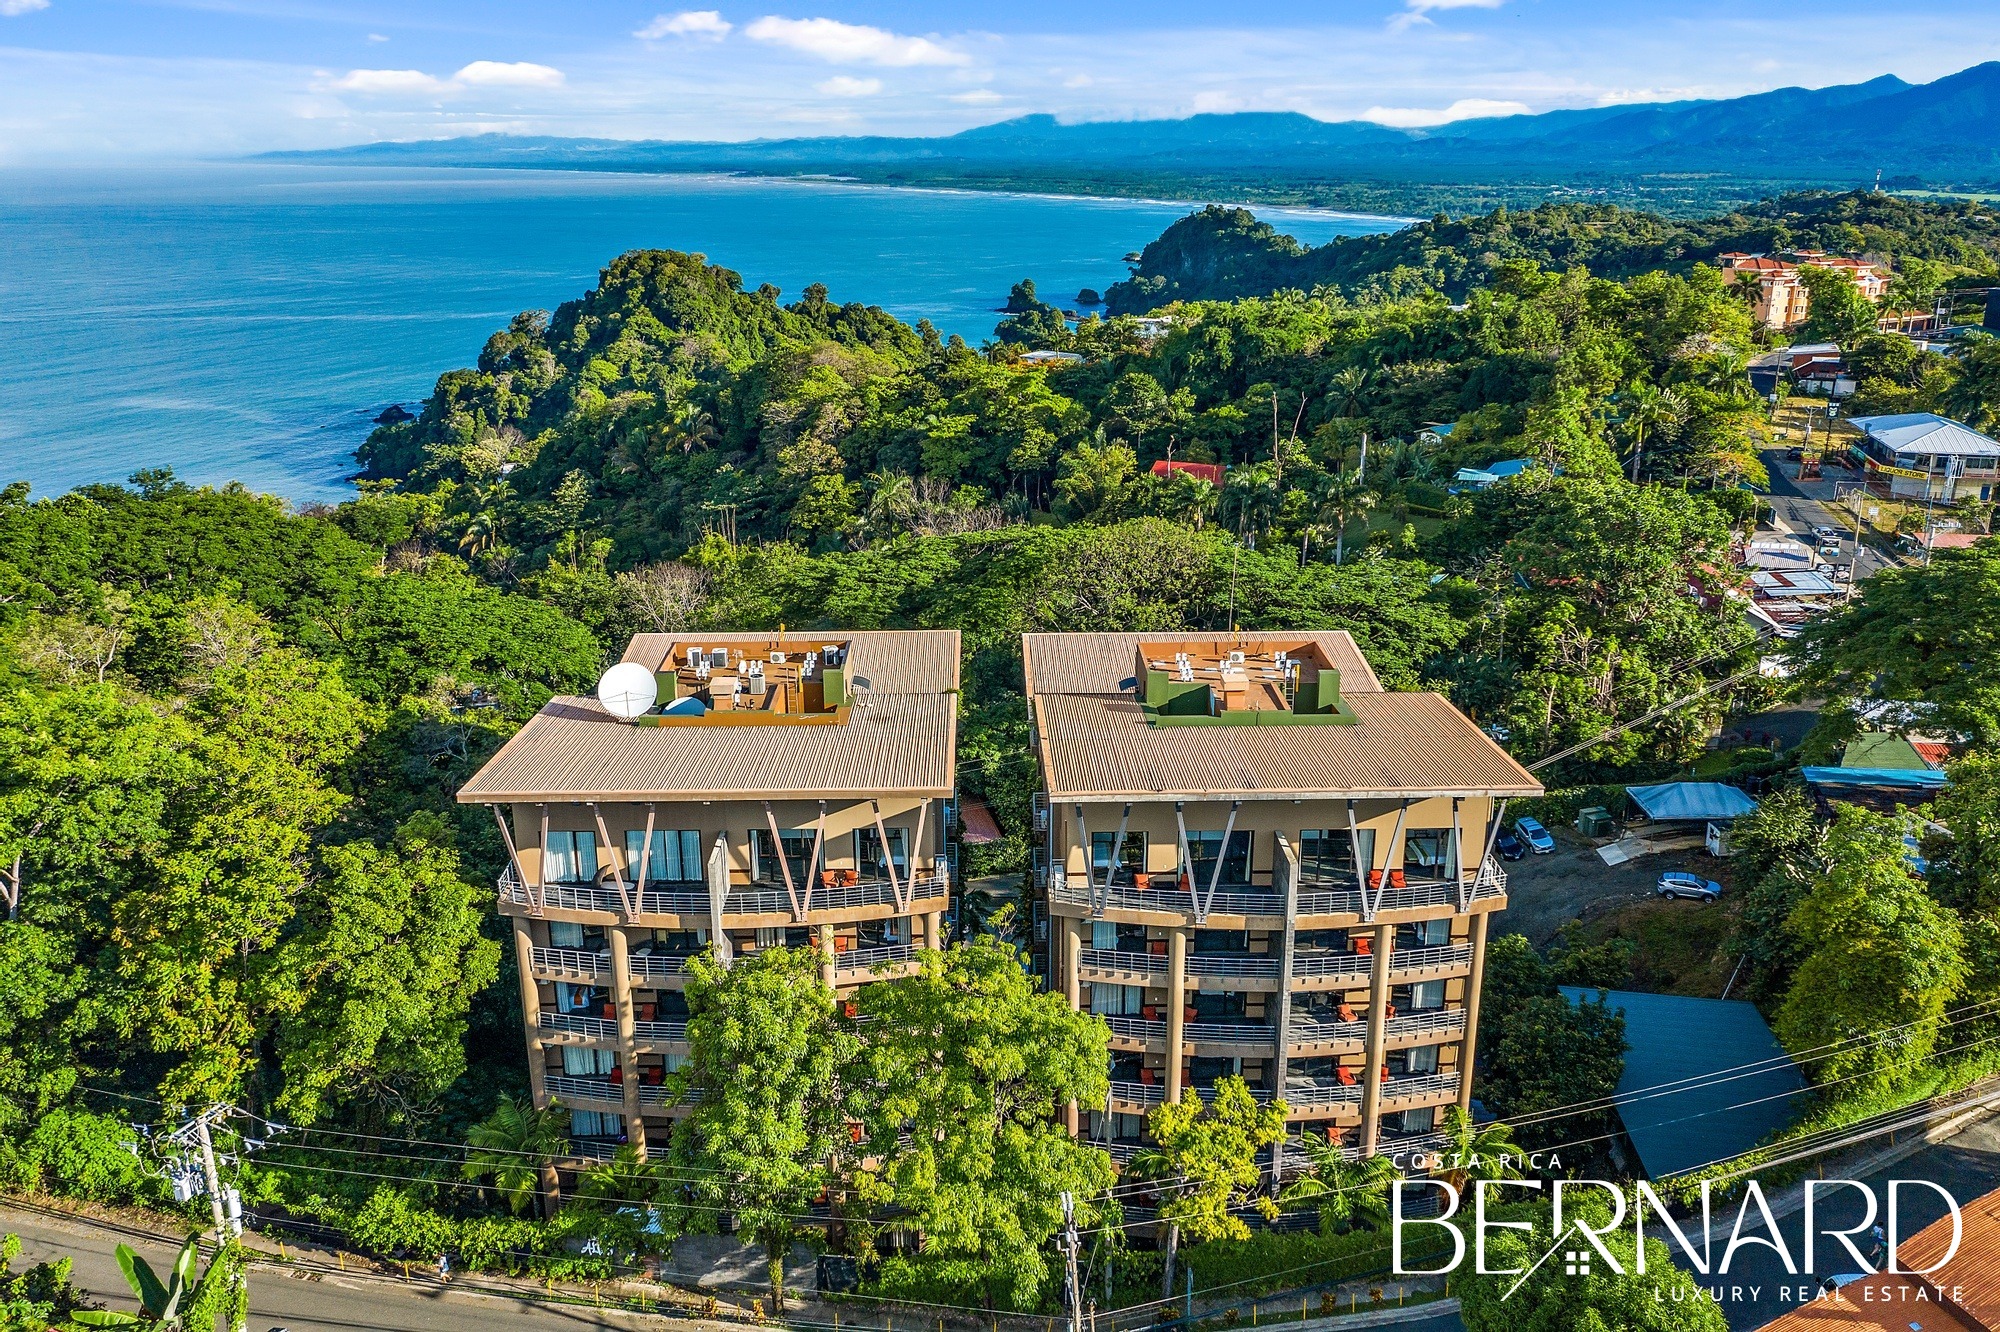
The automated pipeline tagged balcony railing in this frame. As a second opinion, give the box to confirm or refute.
[834,943,919,974]
[1052,865,1505,919]
[1287,1016,1367,1046]
[545,1074,624,1106]
[1183,1020,1275,1045]
[635,1083,682,1108]
[1102,1014,1168,1042]
[1291,951,1373,980]
[1381,1072,1462,1104]
[502,868,949,918]
[530,946,610,978]
[630,952,698,978]
[634,1018,688,1043]
[1187,953,1281,979]
[1079,948,1167,977]
[1109,1080,1167,1108]
[539,1011,617,1041]
[1389,943,1474,975]
[1386,1009,1467,1041]
[1282,1079,1365,1108]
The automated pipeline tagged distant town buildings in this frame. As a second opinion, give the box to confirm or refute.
[1717,251,1893,333]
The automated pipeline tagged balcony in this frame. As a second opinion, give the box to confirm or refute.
[634,1018,689,1044]
[630,952,698,979]
[1078,947,1167,981]
[1108,1080,1167,1110]
[502,868,949,919]
[832,943,920,978]
[539,1011,617,1041]
[1285,1016,1367,1051]
[1381,1072,1462,1107]
[1385,1009,1467,1042]
[1281,1079,1365,1109]
[1186,954,1281,980]
[545,1073,624,1106]
[1291,951,1373,982]
[1102,1014,1168,1046]
[1182,1019,1276,1049]
[636,1083,684,1109]
[1388,943,1474,980]
[530,946,610,979]
[1051,864,1506,920]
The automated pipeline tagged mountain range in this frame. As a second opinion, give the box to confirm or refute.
[273,62,2000,187]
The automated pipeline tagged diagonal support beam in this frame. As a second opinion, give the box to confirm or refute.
[912,798,931,902]
[534,805,551,917]
[1346,800,1368,921]
[490,805,533,915]
[1367,800,1412,921]
[1174,803,1198,918]
[590,802,636,922]
[1099,802,1132,914]
[871,799,907,914]
[1198,800,1243,923]
[803,800,827,917]
[1071,803,1104,918]
[762,801,805,922]
[1476,799,1510,902]
[634,804,657,909]
[1451,799,1468,913]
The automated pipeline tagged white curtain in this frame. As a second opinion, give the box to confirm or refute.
[544,830,598,883]
[625,829,702,881]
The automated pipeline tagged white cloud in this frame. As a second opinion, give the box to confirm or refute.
[1362,96,1529,126]
[947,88,1003,104]
[1390,0,1505,33]
[744,16,968,67]
[453,60,565,88]
[1062,73,1092,89]
[0,0,51,15]
[365,32,387,43]
[636,11,732,40]
[816,75,881,96]
[330,61,563,98]
[331,68,448,95]
[1192,90,1242,112]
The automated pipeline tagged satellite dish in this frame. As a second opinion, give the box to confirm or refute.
[596,661,659,720]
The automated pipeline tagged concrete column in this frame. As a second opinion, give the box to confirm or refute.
[818,922,837,988]
[1458,911,1491,1112]
[608,925,647,1156]
[926,909,943,950]
[1165,925,1189,1105]
[513,918,549,1108]
[1358,922,1394,1155]
[1062,915,1083,1135]
[1271,837,1300,1181]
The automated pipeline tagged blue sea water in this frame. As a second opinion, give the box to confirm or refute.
[0,165,1405,504]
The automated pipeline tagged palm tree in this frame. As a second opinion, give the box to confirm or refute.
[1164,468,1218,531]
[1943,335,2000,433]
[671,402,720,456]
[1319,472,1376,565]
[1619,383,1687,483]
[1433,1105,1524,1195]
[1219,462,1282,545]
[1277,1132,1402,1235]
[1329,365,1374,421]
[462,1095,570,1217]
[578,1143,667,1212]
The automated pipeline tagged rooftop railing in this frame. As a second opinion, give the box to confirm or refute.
[502,867,948,918]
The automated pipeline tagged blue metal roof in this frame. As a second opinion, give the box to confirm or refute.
[1625,781,1758,821]
[1802,766,1950,790]
[1558,988,1803,1180]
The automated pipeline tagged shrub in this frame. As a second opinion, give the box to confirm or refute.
[3,1109,156,1204]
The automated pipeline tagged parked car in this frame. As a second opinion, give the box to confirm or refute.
[1495,827,1525,861]
[1812,525,1843,544]
[1514,817,1556,854]
[1657,869,1723,902]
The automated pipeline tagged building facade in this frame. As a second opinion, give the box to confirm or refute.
[1849,412,2000,502]
[457,630,961,1159]
[1025,633,1542,1160]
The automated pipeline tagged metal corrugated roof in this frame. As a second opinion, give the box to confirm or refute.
[1022,632,1384,697]
[1032,690,1540,802]
[1852,412,2000,459]
[457,630,960,803]
[1904,1183,2000,1329]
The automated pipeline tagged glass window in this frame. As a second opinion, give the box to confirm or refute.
[543,829,598,884]
[549,921,585,948]
[569,1110,622,1138]
[1406,1044,1440,1075]
[1300,829,1372,881]
[753,828,818,885]
[562,1047,616,1076]
[1397,1106,1437,1134]
[1090,832,1146,880]
[1409,980,1445,1011]
[1185,830,1252,885]
[1088,983,1143,1016]
[1403,829,1457,879]
[625,829,702,883]
[1090,921,1120,950]
[855,826,909,880]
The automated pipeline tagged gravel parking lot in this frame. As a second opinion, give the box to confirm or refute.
[1497,828,1729,944]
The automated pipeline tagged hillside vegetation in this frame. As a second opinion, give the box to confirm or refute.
[1106,190,2000,311]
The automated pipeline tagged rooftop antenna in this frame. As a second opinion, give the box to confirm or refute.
[1225,543,1240,633]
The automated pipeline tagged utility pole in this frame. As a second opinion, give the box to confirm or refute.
[1059,1192,1082,1332]
[162,1104,249,1332]
[193,1114,229,1243]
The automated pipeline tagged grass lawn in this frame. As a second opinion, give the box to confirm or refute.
[1574,895,1741,998]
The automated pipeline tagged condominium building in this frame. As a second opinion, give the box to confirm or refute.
[1024,633,1542,1159]
[457,630,961,1158]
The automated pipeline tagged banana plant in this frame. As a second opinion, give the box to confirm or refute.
[70,1237,198,1327]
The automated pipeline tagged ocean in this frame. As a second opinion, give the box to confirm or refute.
[0,166,1404,503]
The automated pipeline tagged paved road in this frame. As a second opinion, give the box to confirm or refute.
[1674,1113,2000,1329]
[1757,447,1899,585]
[0,1205,673,1332]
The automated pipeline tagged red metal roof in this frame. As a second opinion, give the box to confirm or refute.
[957,799,1004,845]
[1151,459,1223,486]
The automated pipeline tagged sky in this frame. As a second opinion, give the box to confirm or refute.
[2,0,1998,162]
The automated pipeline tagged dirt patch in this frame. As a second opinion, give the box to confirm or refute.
[1571,896,1742,998]
[1496,828,1734,946]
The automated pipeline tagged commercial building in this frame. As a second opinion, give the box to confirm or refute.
[1848,412,2000,502]
[1025,632,1542,1160]
[1718,254,1889,333]
[458,630,960,1158]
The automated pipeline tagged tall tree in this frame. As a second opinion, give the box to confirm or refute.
[461,1096,570,1218]
[671,947,856,1309]
[856,938,1116,1311]
[1276,1132,1401,1234]
[1133,1077,1288,1295]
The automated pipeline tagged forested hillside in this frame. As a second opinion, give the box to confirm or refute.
[1105,190,2000,311]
